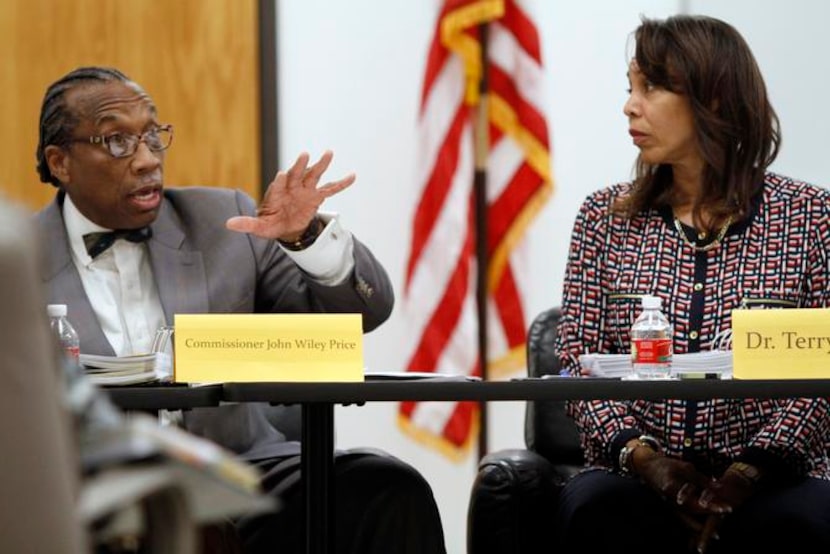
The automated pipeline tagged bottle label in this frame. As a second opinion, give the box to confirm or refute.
[65,346,80,363]
[631,338,672,364]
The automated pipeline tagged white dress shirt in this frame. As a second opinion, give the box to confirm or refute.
[62,194,354,356]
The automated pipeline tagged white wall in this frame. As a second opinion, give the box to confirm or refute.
[688,0,830,185]
[276,2,830,552]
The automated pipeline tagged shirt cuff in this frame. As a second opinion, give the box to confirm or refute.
[279,212,355,286]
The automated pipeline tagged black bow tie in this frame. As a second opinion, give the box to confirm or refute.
[83,227,153,259]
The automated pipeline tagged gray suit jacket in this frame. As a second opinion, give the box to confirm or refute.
[34,187,394,459]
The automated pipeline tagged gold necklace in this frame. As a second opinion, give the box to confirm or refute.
[673,215,732,252]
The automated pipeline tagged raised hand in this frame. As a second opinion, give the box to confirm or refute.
[226,150,355,241]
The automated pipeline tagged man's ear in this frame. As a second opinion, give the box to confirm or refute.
[44,145,70,185]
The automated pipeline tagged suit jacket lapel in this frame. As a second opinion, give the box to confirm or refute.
[38,197,114,355]
[148,198,209,322]
[39,193,210,354]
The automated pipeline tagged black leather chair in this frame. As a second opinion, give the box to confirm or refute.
[467,307,584,554]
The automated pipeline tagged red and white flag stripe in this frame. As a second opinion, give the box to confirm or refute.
[400,0,553,458]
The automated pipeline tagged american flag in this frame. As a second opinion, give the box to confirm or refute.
[399,0,553,458]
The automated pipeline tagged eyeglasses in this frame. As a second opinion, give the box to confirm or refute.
[68,124,174,158]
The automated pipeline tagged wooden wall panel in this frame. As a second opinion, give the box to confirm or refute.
[0,0,261,212]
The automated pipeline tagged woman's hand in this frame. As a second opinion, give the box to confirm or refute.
[693,463,762,552]
[634,453,712,510]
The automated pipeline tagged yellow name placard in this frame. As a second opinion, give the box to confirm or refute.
[732,308,830,379]
[173,313,364,383]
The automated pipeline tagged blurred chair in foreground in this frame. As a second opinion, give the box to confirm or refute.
[0,199,87,553]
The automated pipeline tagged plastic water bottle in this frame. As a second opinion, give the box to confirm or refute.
[47,304,80,364]
[630,295,673,379]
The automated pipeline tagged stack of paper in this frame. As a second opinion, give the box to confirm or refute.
[579,351,733,379]
[578,353,633,378]
[80,352,173,386]
[80,413,273,536]
[129,415,262,495]
[670,351,733,378]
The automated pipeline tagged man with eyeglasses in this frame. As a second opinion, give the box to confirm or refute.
[33,66,446,554]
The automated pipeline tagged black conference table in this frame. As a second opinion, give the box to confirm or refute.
[105,382,224,412]
[221,376,830,554]
[109,377,830,554]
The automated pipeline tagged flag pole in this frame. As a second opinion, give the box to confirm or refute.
[474,22,490,460]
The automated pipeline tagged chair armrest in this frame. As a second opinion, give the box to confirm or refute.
[467,449,563,554]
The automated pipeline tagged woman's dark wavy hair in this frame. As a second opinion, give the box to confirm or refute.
[36,66,131,187]
[615,15,780,231]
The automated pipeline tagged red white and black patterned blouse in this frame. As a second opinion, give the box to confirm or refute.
[556,172,830,479]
